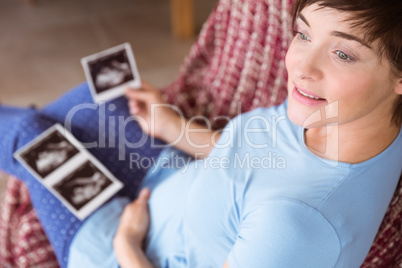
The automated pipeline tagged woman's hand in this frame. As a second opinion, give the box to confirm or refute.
[113,188,154,268]
[126,82,181,141]
[115,188,151,247]
[126,81,220,159]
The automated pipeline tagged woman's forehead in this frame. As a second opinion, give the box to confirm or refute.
[298,4,380,50]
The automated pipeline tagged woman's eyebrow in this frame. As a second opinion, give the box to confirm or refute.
[298,14,310,27]
[298,13,372,49]
[331,31,372,49]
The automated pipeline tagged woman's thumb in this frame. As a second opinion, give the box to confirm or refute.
[138,188,151,201]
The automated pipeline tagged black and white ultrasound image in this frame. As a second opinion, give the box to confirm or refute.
[89,49,134,93]
[20,130,79,178]
[53,161,112,210]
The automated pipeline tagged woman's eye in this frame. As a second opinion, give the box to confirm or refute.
[297,32,309,41]
[336,51,353,61]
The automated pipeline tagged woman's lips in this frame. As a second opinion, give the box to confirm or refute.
[292,83,327,106]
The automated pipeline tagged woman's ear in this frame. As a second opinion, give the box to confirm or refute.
[395,78,402,95]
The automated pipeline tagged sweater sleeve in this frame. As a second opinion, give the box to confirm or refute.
[228,199,340,268]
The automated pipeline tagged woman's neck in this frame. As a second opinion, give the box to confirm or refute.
[305,121,400,164]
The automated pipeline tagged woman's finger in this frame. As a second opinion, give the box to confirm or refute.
[138,188,151,202]
[128,100,140,114]
[125,88,154,101]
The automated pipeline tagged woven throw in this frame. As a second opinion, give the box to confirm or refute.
[161,0,292,130]
[361,175,402,268]
[0,176,59,268]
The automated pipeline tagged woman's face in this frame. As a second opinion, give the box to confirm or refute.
[285,4,401,128]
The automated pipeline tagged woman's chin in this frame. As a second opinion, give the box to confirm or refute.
[287,104,326,129]
[287,104,309,127]
[287,111,306,127]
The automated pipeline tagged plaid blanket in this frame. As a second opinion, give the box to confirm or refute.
[0,176,58,268]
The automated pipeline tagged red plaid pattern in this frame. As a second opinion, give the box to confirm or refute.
[362,176,402,268]
[0,176,59,268]
[161,0,292,130]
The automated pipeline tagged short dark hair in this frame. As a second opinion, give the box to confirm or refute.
[291,0,402,126]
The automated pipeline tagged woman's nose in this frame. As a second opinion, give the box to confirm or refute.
[294,49,324,81]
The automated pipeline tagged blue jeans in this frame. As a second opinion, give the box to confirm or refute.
[0,83,164,268]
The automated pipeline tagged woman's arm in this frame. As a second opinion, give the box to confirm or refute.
[113,188,154,268]
[113,237,153,268]
[125,82,221,159]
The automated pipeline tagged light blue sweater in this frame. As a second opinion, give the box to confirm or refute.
[69,101,402,268]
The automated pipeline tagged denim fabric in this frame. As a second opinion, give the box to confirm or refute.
[0,83,163,267]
